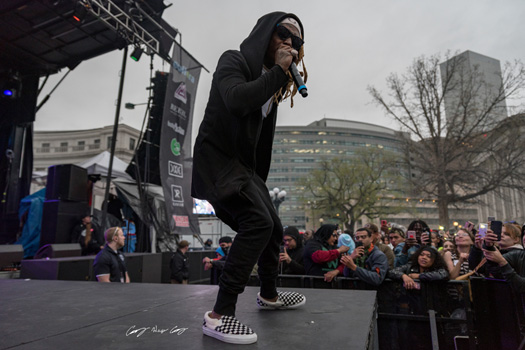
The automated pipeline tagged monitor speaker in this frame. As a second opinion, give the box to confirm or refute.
[0,244,24,268]
[34,243,81,259]
[46,164,87,202]
[40,200,88,247]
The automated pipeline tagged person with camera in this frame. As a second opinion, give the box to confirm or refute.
[482,224,525,292]
[279,226,305,275]
[341,227,389,287]
[395,220,431,267]
[469,223,523,277]
[303,224,349,282]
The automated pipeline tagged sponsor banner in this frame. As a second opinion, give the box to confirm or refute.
[159,42,202,236]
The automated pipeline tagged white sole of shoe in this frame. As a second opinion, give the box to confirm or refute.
[203,325,258,345]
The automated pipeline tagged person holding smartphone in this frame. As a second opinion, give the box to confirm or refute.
[395,220,430,267]
[481,224,525,293]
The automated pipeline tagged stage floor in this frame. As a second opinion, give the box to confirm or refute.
[1,279,376,350]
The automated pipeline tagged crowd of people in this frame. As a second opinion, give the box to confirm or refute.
[270,219,525,294]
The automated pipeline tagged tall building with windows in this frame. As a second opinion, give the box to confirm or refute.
[268,118,480,230]
[268,119,406,229]
[33,124,140,172]
[440,50,508,129]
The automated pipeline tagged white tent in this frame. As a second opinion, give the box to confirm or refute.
[76,151,132,180]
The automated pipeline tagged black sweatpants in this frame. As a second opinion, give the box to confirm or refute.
[209,174,283,316]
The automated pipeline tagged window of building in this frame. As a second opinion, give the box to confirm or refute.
[129,138,136,150]
[57,142,68,152]
[40,143,50,153]
[74,141,85,151]
[107,136,113,149]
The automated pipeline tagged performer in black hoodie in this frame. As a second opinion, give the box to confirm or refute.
[192,12,307,344]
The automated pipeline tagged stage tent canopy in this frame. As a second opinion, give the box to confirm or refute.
[76,151,132,180]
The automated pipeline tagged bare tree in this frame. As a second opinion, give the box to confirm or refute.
[298,148,406,231]
[368,52,525,228]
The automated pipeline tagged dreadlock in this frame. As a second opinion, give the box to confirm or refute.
[271,45,307,108]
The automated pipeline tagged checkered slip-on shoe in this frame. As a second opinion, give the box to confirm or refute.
[202,311,257,344]
[256,291,306,310]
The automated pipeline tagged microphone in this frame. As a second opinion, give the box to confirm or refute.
[289,63,308,98]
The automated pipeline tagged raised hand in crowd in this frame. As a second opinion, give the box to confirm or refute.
[323,269,340,282]
[279,247,291,264]
[482,247,507,266]
[340,255,356,271]
[350,245,364,259]
[420,232,430,245]
[337,244,350,255]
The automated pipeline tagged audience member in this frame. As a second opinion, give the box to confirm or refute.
[279,226,305,275]
[368,223,395,269]
[430,231,444,252]
[170,240,190,284]
[303,224,349,282]
[303,229,314,243]
[483,229,525,292]
[389,228,407,267]
[121,218,136,253]
[388,246,449,289]
[443,229,474,279]
[204,239,213,249]
[93,226,130,283]
[395,220,430,267]
[341,227,389,287]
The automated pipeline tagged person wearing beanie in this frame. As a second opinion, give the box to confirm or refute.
[191,12,308,344]
[279,226,305,275]
[170,240,190,284]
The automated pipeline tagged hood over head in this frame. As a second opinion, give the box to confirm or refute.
[284,225,303,249]
[314,224,338,247]
[240,12,304,79]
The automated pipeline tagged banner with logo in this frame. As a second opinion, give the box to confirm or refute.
[159,43,202,237]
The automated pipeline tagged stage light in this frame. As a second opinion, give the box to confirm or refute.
[1,73,21,99]
[73,1,87,23]
[130,47,143,62]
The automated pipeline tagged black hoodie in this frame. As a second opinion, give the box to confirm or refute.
[282,226,305,275]
[191,12,304,202]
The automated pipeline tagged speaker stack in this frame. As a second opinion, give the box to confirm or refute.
[40,164,88,247]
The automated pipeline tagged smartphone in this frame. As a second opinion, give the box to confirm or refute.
[280,245,285,253]
[355,241,363,248]
[407,230,416,240]
[465,221,474,232]
[478,223,487,238]
[491,220,502,241]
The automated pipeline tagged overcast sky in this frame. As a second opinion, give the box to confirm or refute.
[34,0,525,140]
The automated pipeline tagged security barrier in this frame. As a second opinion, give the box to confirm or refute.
[246,275,524,350]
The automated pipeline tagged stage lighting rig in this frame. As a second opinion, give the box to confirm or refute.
[72,1,88,23]
[1,72,21,99]
[130,46,143,61]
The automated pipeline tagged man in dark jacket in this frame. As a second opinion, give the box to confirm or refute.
[192,12,307,344]
[170,240,190,284]
[341,227,389,287]
[280,226,305,275]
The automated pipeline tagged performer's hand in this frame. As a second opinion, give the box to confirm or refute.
[275,44,296,72]
[202,257,211,264]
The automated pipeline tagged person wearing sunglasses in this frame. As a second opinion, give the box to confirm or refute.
[193,12,307,345]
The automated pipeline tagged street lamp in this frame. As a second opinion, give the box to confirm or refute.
[269,187,286,214]
[125,102,148,109]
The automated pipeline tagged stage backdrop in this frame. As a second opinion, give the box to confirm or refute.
[159,43,202,239]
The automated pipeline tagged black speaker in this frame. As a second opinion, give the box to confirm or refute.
[40,200,88,247]
[46,164,87,201]
[0,244,24,268]
[20,256,95,281]
[124,253,162,283]
[34,243,81,259]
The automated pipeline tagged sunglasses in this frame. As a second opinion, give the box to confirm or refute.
[275,25,304,51]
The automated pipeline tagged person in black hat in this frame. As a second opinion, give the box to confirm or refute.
[280,226,305,275]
